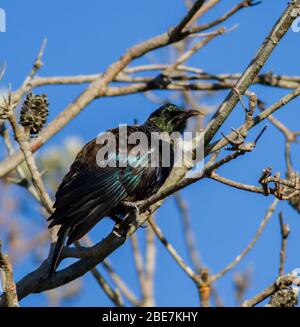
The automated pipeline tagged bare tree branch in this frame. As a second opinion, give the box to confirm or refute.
[211,199,279,282]
[0,1,299,306]
[174,192,202,270]
[204,1,299,146]
[129,234,147,298]
[0,0,208,178]
[0,240,19,307]
[102,260,140,306]
[242,273,297,307]
[143,227,156,306]
[148,216,201,285]
[278,212,290,276]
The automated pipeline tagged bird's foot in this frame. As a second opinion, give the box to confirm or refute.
[122,201,140,227]
[113,201,147,237]
[121,200,140,217]
[121,200,146,230]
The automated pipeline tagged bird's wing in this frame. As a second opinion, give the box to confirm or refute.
[48,135,153,242]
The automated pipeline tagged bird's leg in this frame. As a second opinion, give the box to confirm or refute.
[123,202,148,228]
[122,200,140,215]
[114,201,147,237]
[121,200,145,229]
[122,201,148,227]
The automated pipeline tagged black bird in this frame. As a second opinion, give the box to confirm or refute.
[48,103,199,273]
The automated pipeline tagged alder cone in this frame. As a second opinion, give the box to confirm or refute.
[20,93,49,135]
[267,288,298,307]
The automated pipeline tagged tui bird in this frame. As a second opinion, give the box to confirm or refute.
[47,103,199,273]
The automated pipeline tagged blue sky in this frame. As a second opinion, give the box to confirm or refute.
[0,0,300,307]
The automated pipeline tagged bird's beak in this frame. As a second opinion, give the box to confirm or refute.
[185,109,201,118]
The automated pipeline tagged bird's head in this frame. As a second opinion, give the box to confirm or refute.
[145,103,200,133]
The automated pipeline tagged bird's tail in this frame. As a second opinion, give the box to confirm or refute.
[49,228,69,276]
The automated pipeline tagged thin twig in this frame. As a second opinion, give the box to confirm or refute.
[89,267,124,307]
[211,199,279,282]
[129,234,147,297]
[164,27,225,77]
[21,38,48,89]
[143,227,156,306]
[102,260,140,306]
[207,85,300,154]
[148,216,201,285]
[1,123,40,202]
[75,238,124,307]
[278,212,290,276]
[18,70,300,90]
[183,0,220,27]
[174,192,202,271]
[210,171,299,200]
[6,110,53,215]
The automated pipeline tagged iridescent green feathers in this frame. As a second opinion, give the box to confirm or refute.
[47,103,199,274]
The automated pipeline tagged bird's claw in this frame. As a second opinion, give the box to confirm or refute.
[122,201,140,216]
[121,200,144,230]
